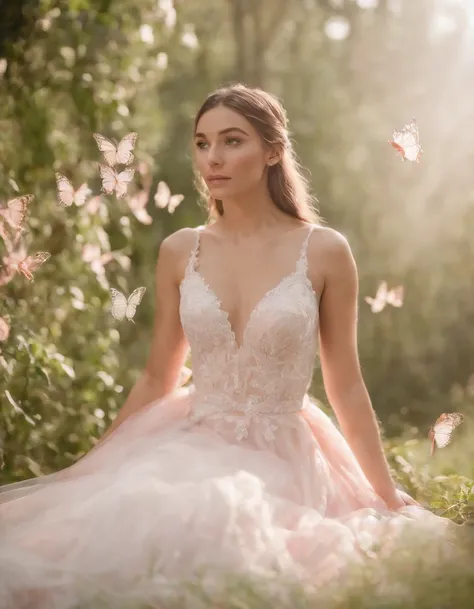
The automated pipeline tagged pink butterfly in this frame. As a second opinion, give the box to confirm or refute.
[18,252,51,282]
[0,194,32,230]
[389,118,423,163]
[55,173,91,207]
[154,181,184,214]
[82,244,130,277]
[0,317,10,341]
[93,132,137,167]
[83,195,107,216]
[3,245,51,282]
[127,190,153,225]
[137,161,152,185]
[99,165,135,198]
[81,244,114,276]
[428,413,464,456]
[364,281,404,313]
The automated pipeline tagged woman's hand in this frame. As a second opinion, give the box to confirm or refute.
[384,489,421,511]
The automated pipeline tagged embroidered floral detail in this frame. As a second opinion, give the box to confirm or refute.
[179,226,319,442]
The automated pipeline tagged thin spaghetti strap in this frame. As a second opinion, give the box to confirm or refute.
[185,226,203,275]
[296,225,315,271]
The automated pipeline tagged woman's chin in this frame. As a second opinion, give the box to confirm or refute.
[208,184,231,194]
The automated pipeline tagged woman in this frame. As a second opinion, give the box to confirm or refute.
[0,83,454,608]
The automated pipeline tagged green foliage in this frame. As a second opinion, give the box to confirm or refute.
[0,0,206,482]
[0,0,473,575]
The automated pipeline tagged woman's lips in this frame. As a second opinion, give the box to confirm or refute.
[207,177,231,185]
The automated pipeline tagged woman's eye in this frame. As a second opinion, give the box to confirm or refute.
[195,138,240,149]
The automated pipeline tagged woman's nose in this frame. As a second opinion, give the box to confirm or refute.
[207,143,223,166]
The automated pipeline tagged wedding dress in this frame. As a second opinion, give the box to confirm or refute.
[0,225,454,608]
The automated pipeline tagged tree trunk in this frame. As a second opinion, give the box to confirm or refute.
[228,0,247,80]
[249,0,264,86]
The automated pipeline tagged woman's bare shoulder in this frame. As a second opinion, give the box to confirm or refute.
[307,226,355,284]
[308,225,351,256]
[160,226,200,253]
[157,226,203,284]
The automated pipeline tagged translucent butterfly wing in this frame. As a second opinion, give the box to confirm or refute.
[85,196,104,215]
[376,281,388,300]
[74,183,92,206]
[55,173,75,207]
[389,118,423,163]
[109,289,129,320]
[99,165,134,198]
[387,285,404,308]
[115,169,135,198]
[116,133,138,165]
[154,181,184,214]
[127,190,153,225]
[125,286,146,321]
[0,195,32,228]
[429,412,464,455]
[94,132,137,166]
[99,165,118,195]
[18,252,51,281]
[154,181,170,209]
[168,194,184,214]
[364,281,388,313]
[94,134,119,167]
[110,287,145,321]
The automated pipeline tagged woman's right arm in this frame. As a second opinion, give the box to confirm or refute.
[94,228,195,446]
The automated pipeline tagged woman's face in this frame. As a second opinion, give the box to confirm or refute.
[194,105,275,200]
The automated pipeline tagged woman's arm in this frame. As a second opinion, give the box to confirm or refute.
[95,228,195,446]
[314,229,405,509]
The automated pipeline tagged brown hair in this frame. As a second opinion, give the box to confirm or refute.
[193,83,321,224]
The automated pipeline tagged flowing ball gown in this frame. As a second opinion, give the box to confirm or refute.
[0,226,454,608]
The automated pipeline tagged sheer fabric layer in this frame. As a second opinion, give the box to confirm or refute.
[0,226,456,608]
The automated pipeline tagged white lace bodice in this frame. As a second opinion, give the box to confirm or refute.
[179,225,319,441]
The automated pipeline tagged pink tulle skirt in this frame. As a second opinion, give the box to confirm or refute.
[0,388,455,608]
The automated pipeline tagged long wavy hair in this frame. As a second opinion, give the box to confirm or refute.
[193,83,322,224]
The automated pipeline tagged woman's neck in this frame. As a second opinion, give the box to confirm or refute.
[214,197,295,238]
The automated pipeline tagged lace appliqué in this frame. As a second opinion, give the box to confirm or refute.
[179,225,319,442]
[188,393,305,442]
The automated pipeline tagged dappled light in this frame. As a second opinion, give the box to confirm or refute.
[1,0,474,607]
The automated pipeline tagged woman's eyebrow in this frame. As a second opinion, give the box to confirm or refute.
[194,127,249,138]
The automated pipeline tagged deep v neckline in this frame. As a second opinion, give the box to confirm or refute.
[194,267,300,353]
[189,226,314,353]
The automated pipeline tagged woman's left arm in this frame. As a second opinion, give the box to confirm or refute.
[314,229,411,510]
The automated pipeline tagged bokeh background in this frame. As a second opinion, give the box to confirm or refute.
[0,0,473,522]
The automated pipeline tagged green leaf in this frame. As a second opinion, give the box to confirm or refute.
[4,390,36,426]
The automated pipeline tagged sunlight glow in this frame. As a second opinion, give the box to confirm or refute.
[356,0,379,9]
[325,16,351,41]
